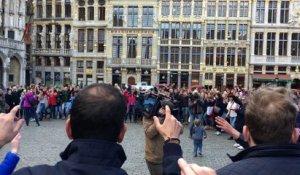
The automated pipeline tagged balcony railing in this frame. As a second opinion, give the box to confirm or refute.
[181,64,189,70]
[292,56,300,63]
[33,48,72,56]
[0,37,25,51]
[192,64,200,70]
[171,39,180,45]
[181,39,190,45]
[160,63,168,69]
[76,68,84,73]
[125,58,137,65]
[107,58,156,67]
[170,63,179,69]
[96,68,104,74]
[160,39,168,45]
[110,58,121,64]
[192,40,201,45]
[266,56,275,62]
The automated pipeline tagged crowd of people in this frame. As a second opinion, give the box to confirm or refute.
[0,82,299,175]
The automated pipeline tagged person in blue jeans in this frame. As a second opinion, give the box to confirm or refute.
[0,133,21,175]
[191,119,207,157]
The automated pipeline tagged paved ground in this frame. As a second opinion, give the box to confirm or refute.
[0,120,240,175]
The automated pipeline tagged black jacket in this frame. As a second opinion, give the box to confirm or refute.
[13,139,127,175]
[217,144,300,175]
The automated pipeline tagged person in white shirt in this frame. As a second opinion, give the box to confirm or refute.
[226,94,239,128]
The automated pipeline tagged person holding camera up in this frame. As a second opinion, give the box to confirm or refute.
[189,92,204,137]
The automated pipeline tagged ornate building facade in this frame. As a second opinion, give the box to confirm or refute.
[157,0,251,89]
[0,0,26,87]
[249,0,300,88]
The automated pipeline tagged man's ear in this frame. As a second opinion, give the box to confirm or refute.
[290,128,299,144]
[117,123,127,143]
[65,118,73,140]
[243,125,256,146]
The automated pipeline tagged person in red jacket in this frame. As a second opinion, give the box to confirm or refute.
[46,88,58,119]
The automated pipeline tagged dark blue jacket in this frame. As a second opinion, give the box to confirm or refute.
[13,139,127,175]
[0,152,20,175]
[217,144,300,175]
[163,143,182,175]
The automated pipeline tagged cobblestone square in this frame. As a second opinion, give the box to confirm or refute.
[0,120,239,175]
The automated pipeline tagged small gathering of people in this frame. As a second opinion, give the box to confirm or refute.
[0,82,299,175]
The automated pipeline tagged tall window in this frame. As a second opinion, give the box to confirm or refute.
[142,37,152,59]
[161,23,169,39]
[172,0,181,16]
[171,23,180,39]
[181,47,190,65]
[206,47,214,66]
[291,33,300,56]
[218,1,226,17]
[98,6,105,20]
[55,3,62,18]
[229,1,238,17]
[65,0,71,17]
[206,24,215,40]
[113,6,124,27]
[79,7,85,21]
[162,0,170,16]
[46,0,52,18]
[279,33,288,56]
[87,29,94,52]
[78,29,85,52]
[256,0,265,23]
[267,33,276,56]
[192,47,201,65]
[65,25,71,49]
[128,6,138,27]
[216,47,224,66]
[238,24,247,40]
[238,48,246,66]
[182,23,191,40]
[171,47,179,64]
[112,36,123,58]
[207,1,216,17]
[268,1,277,23]
[217,24,225,40]
[98,29,105,52]
[160,46,169,63]
[228,24,236,40]
[254,32,264,55]
[77,61,84,68]
[36,0,43,18]
[36,25,42,48]
[127,36,137,58]
[46,25,52,48]
[143,6,153,27]
[183,0,191,16]
[280,1,289,24]
[55,25,61,49]
[192,23,201,40]
[227,47,235,66]
[88,7,94,20]
[194,0,202,16]
[239,1,249,17]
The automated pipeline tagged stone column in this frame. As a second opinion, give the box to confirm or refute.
[32,56,36,83]
[264,0,269,24]
[59,57,64,85]
[3,66,8,88]
[50,57,55,86]
[41,57,46,84]
[188,72,192,88]
[178,72,181,88]
[287,32,292,56]
[70,59,75,85]
[51,24,56,49]
[61,0,65,18]
[167,71,170,85]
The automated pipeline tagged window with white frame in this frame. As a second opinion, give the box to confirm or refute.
[65,0,71,17]
[237,48,246,66]
[228,24,236,40]
[267,33,276,56]
[87,29,94,52]
[55,25,61,49]
[162,0,170,16]
[227,47,235,66]
[182,23,191,40]
[160,23,170,39]
[279,33,288,56]
[268,1,277,23]
[98,29,105,52]
[128,6,138,27]
[143,6,153,27]
[206,47,214,66]
[183,0,191,16]
[205,73,213,80]
[217,24,225,40]
[160,46,169,63]
[142,37,152,59]
[280,1,289,24]
[192,23,201,40]
[256,0,265,23]
[172,0,181,16]
[127,36,137,58]
[113,6,124,27]
[291,33,300,56]
[229,1,238,17]
[238,24,247,40]
[216,47,225,66]
[239,1,249,17]
[192,47,201,65]
[207,1,216,17]
[171,23,180,39]
[98,6,105,20]
[36,0,43,18]
[112,36,123,58]
[181,47,190,64]
[170,47,179,63]
[193,0,202,17]
[254,32,264,55]
[78,29,85,52]
[218,1,226,17]
[206,23,215,40]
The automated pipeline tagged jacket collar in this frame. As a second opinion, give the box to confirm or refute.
[60,139,127,168]
[229,144,300,162]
